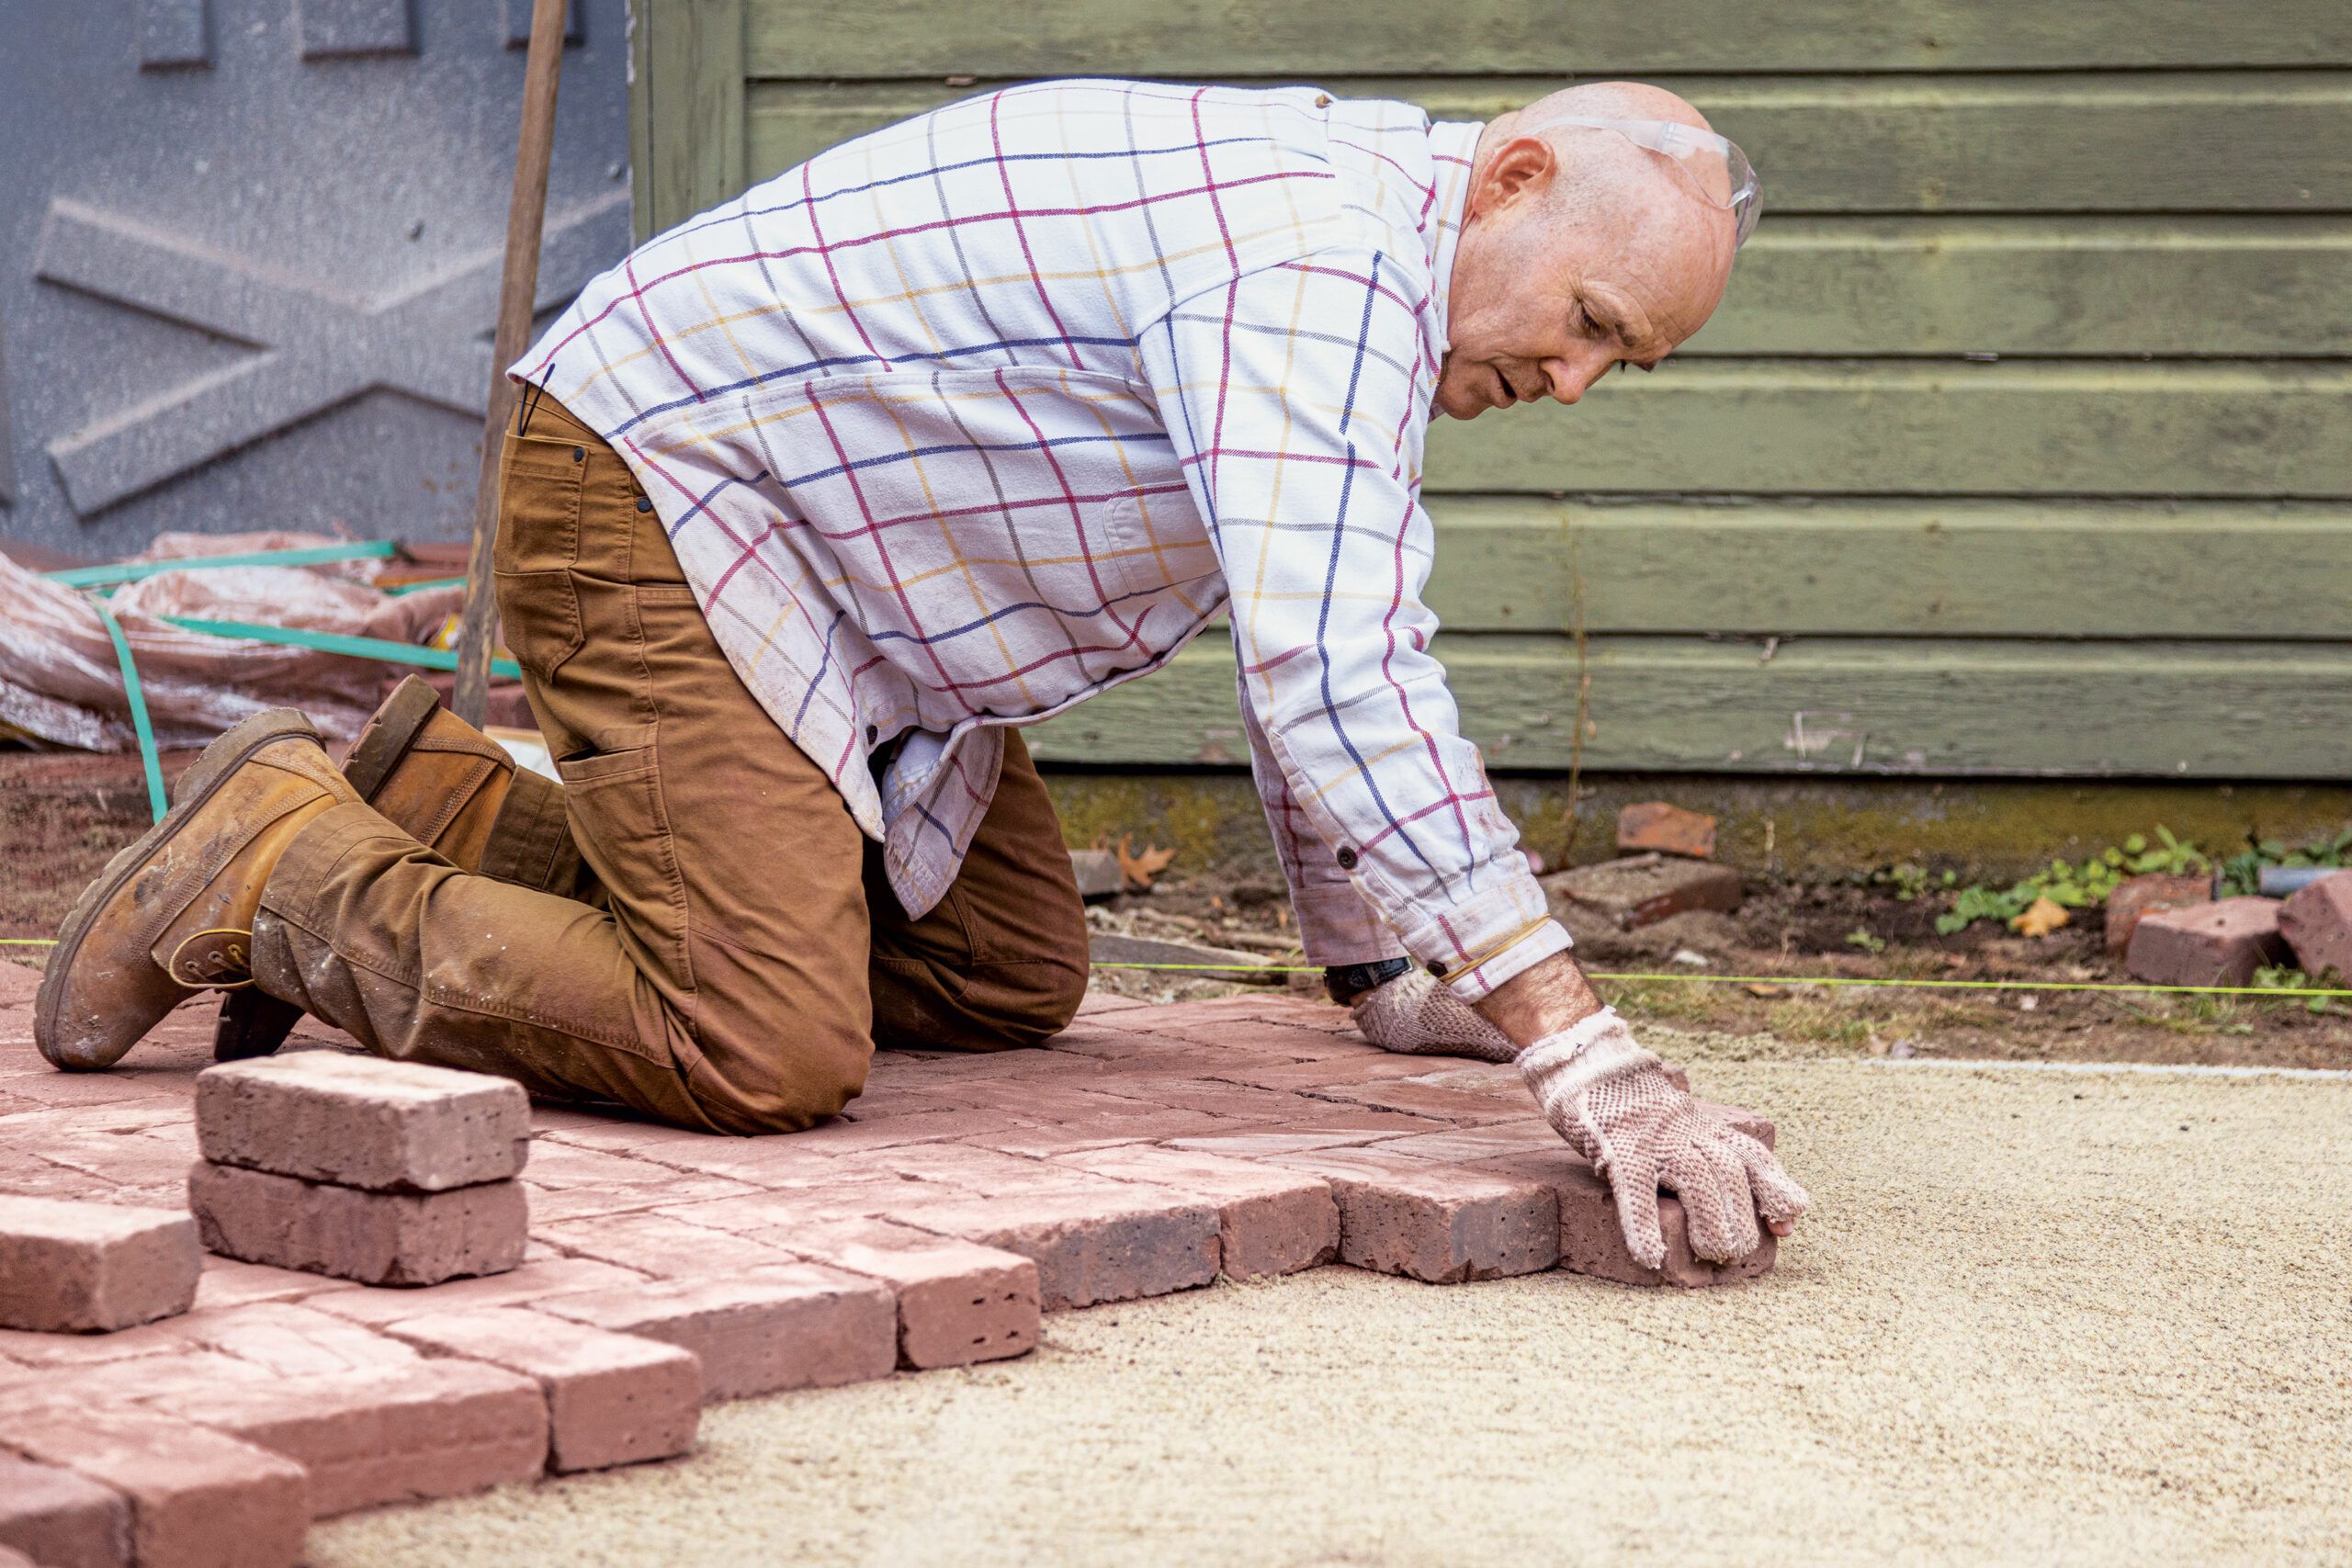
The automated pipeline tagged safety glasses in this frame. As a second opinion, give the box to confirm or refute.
[1517,114,1762,249]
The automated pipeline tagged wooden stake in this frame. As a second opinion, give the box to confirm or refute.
[452,0,571,725]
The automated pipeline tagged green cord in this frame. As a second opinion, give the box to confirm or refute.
[158,618,520,681]
[45,540,399,590]
[89,598,169,824]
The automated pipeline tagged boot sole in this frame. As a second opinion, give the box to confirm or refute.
[35,707,323,1071]
[213,676,447,1062]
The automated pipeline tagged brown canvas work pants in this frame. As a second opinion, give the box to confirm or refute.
[249,395,1090,1134]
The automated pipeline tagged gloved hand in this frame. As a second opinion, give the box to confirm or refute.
[1518,1006,1808,1267]
[1349,969,1519,1063]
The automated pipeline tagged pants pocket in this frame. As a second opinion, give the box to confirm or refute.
[495,431,589,676]
[553,726,688,987]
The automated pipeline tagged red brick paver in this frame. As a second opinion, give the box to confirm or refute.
[195,1054,530,1192]
[0,988,1790,1555]
[0,1196,199,1333]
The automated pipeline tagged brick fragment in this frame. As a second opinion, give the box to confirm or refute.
[1255,1149,1558,1283]
[1068,847,1124,899]
[195,1052,529,1191]
[2102,872,2212,958]
[768,1219,1038,1370]
[0,1408,307,1568]
[144,1359,547,1517]
[0,1454,130,1568]
[1616,800,1718,860]
[1476,1148,1777,1289]
[1543,854,1743,931]
[0,1197,199,1332]
[187,1161,526,1286]
[535,1267,895,1401]
[900,1181,1218,1311]
[385,1307,699,1472]
[1050,1145,1338,1279]
[2278,871,2352,980]
[2125,897,2292,987]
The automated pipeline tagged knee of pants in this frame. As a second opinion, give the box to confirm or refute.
[684,1022,871,1135]
[966,952,1090,1049]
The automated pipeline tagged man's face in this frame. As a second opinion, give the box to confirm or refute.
[1436,131,1732,421]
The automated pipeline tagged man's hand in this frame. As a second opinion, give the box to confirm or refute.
[1516,1006,1808,1268]
[1475,952,1808,1267]
[1350,969,1518,1062]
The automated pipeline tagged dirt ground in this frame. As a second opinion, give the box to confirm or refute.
[308,1055,2352,1567]
[9,747,2346,1070]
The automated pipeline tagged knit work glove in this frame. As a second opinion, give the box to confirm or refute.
[1349,969,1520,1064]
[1518,1007,1809,1268]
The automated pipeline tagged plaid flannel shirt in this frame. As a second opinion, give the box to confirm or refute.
[516,79,1569,1000]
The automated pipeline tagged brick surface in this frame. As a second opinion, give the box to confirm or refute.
[307,1256,647,1325]
[195,1053,529,1191]
[144,1359,548,1517]
[0,1196,199,1332]
[900,1183,1220,1310]
[187,1161,526,1286]
[1543,854,1744,931]
[1476,1148,1778,1289]
[770,1219,1039,1370]
[1051,1146,1339,1279]
[385,1307,699,1472]
[535,1267,894,1401]
[1256,1149,1558,1283]
[166,1302,419,1378]
[2125,897,2293,987]
[0,1408,307,1568]
[2103,872,2213,958]
[0,1454,130,1568]
[2278,871,2352,980]
[1616,800,1718,860]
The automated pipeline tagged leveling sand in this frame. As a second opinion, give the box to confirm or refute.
[313,1056,2352,1566]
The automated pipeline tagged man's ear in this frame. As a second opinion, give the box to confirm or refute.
[1472,135,1557,219]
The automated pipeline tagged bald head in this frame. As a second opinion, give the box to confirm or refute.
[1434,82,1744,420]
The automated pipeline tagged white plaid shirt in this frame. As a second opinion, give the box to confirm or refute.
[517,79,1568,999]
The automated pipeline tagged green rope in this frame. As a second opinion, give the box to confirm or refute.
[1088,961,2352,999]
[382,576,469,596]
[45,540,399,590]
[89,598,169,823]
[158,618,520,681]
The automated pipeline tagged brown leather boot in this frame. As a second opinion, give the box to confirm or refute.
[212,675,576,1062]
[36,709,364,1071]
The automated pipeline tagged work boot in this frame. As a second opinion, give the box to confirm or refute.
[212,675,577,1062]
[35,709,364,1071]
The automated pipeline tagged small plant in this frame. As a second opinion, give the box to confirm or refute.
[1935,829,2211,935]
[2217,827,2352,897]
[1845,927,1887,954]
[2252,964,2339,1015]
[1872,863,1942,902]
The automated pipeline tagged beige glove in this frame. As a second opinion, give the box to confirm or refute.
[1349,969,1520,1063]
[1518,1007,1808,1267]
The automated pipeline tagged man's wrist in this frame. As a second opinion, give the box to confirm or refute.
[1473,951,1604,1049]
[1324,956,1416,1005]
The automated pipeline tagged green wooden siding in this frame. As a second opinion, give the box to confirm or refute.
[631,0,2352,780]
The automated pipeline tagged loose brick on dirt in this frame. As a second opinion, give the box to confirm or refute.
[1255,1149,1558,1283]
[0,1196,199,1333]
[1475,1148,1777,1289]
[195,1053,529,1192]
[385,1306,699,1472]
[771,1218,1039,1370]
[1543,853,1744,931]
[0,1454,129,1568]
[2103,872,2213,958]
[2278,871,2352,980]
[899,1182,1221,1310]
[2125,897,2293,988]
[142,1359,548,1517]
[1616,800,1718,860]
[0,1407,307,1568]
[187,1160,526,1286]
[1050,1145,1340,1279]
[534,1267,895,1402]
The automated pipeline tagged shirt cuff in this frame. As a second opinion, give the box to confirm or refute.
[1441,918,1572,1003]
[1287,881,1410,967]
[1391,863,1574,1004]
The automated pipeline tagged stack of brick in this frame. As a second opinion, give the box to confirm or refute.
[187,1053,532,1287]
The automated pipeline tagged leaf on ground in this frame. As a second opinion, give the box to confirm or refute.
[2009,896,2072,938]
[1116,834,1177,891]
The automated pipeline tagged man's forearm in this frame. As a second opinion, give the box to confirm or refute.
[1473,951,1605,1051]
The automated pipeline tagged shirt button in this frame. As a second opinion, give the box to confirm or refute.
[1336,846,1358,870]
[571,446,584,462]
[865,724,879,743]
[635,497,653,513]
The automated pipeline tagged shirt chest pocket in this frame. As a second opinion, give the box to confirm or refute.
[1102,489,1222,602]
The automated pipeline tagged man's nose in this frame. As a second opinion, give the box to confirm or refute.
[1540,348,1615,405]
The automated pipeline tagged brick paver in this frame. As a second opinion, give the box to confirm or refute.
[0,987,1785,1556]
[0,1196,199,1333]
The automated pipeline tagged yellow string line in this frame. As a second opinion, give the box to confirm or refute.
[6,938,2341,999]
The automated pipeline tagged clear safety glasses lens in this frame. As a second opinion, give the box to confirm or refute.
[1521,115,1763,249]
